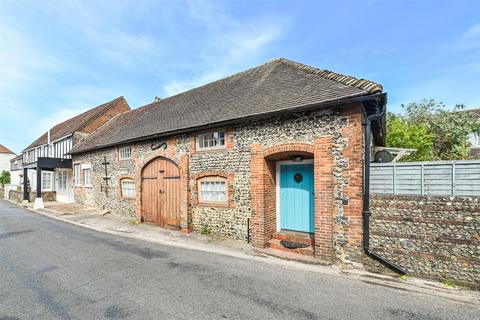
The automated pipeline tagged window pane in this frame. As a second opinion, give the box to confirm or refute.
[198,131,226,149]
[121,180,135,198]
[199,180,226,203]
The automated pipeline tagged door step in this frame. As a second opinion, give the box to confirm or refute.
[268,239,314,256]
[272,230,315,246]
[268,231,315,256]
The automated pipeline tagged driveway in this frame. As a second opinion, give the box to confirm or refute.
[0,200,478,320]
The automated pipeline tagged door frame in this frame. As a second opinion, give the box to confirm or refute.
[275,159,314,232]
[56,168,73,203]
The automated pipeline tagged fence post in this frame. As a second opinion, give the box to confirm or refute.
[452,163,455,196]
[393,164,396,195]
[420,164,424,196]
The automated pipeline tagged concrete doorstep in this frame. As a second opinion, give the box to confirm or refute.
[7,199,479,305]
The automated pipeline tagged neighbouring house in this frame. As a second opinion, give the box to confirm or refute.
[9,154,23,186]
[0,144,16,174]
[19,97,130,208]
[69,58,386,264]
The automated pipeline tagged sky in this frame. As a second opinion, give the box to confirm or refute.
[1,0,479,154]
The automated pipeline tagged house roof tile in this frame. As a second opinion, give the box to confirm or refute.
[0,144,15,154]
[70,58,384,154]
[24,96,129,150]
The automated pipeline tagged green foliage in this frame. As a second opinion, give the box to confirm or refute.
[399,274,409,281]
[201,225,210,235]
[0,170,11,186]
[387,99,480,161]
[386,113,433,161]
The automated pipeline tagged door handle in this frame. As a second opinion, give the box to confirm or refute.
[159,189,165,193]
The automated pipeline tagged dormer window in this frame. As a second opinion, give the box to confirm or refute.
[197,131,225,150]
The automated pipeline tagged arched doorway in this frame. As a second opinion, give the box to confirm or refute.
[141,157,180,229]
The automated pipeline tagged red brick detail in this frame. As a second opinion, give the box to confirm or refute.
[179,155,191,232]
[225,128,234,150]
[262,143,315,158]
[80,98,130,134]
[314,136,335,261]
[340,104,365,251]
[250,143,268,247]
[191,171,235,208]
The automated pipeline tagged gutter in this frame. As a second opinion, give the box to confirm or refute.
[362,100,407,275]
[70,92,387,155]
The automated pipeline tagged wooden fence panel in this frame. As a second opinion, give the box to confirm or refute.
[370,160,480,196]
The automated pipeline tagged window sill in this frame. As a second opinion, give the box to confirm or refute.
[196,202,231,208]
[120,197,136,201]
[196,147,227,153]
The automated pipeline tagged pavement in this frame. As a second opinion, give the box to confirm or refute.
[0,199,478,319]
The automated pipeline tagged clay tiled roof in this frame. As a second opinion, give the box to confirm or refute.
[0,144,15,154]
[24,96,129,150]
[71,58,384,154]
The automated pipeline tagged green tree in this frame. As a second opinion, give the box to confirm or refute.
[400,99,480,160]
[0,170,10,187]
[386,113,433,161]
[387,99,480,161]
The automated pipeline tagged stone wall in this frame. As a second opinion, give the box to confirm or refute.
[73,104,366,263]
[8,190,56,203]
[368,195,480,288]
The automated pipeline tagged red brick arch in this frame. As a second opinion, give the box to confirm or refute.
[262,143,315,158]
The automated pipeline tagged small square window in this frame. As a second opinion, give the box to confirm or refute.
[197,131,225,150]
[198,178,227,204]
[121,179,136,198]
[119,146,132,160]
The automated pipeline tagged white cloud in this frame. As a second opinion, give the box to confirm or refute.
[161,0,284,96]
[463,23,480,38]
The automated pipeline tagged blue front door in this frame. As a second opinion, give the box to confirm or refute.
[279,163,314,233]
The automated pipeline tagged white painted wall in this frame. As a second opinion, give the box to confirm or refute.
[0,153,15,173]
[10,170,21,185]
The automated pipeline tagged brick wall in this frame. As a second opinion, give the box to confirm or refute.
[366,195,480,288]
[8,190,56,203]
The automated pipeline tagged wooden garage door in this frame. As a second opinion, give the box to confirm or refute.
[141,158,180,229]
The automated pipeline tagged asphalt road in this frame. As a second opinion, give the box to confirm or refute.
[0,200,478,320]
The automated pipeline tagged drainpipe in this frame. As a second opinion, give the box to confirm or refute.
[363,101,407,275]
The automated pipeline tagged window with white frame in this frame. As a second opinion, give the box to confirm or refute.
[41,171,53,191]
[74,164,81,186]
[198,177,227,204]
[197,131,225,150]
[468,133,480,147]
[119,146,132,160]
[121,179,135,198]
[83,168,92,186]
